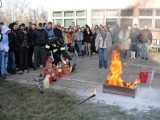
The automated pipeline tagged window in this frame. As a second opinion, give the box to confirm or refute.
[76,19,86,27]
[92,18,103,26]
[121,9,133,16]
[106,18,117,24]
[156,9,160,16]
[54,19,62,25]
[106,10,118,16]
[53,12,62,17]
[64,11,74,17]
[155,19,160,29]
[120,19,133,28]
[139,9,153,16]
[76,11,86,17]
[92,10,104,17]
[64,19,74,27]
[139,19,152,28]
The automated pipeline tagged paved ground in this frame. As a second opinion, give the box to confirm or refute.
[4,52,160,111]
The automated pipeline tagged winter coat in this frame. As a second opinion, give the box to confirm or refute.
[45,28,55,37]
[119,29,130,50]
[12,29,20,51]
[84,31,92,43]
[76,32,83,42]
[32,29,48,46]
[8,32,15,52]
[64,32,73,44]
[139,29,152,43]
[29,28,37,46]
[95,32,112,49]
[112,25,120,43]
[54,28,63,39]
[15,31,30,48]
[91,32,97,43]
[0,25,10,52]
[130,28,141,43]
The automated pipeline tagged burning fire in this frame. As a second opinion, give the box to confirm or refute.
[105,50,140,89]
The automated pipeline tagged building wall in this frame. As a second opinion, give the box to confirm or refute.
[48,0,160,29]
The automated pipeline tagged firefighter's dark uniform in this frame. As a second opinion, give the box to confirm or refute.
[45,37,66,65]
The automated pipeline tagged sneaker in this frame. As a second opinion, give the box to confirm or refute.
[1,74,6,79]
[40,65,43,68]
[145,57,148,60]
[11,70,16,74]
[34,67,38,70]
[19,71,23,74]
[104,66,108,69]
[24,70,29,73]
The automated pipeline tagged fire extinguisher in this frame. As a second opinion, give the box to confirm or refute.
[64,64,70,75]
[56,64,63,78]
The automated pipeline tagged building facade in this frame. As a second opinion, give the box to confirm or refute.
[48,0,160,29]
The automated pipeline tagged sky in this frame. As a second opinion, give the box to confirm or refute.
[1,0,50,9]
[28,0,50,9]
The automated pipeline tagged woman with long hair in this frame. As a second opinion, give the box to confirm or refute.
[84,27,92,56]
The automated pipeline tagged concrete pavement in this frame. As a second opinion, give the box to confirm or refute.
[4,53,160,111]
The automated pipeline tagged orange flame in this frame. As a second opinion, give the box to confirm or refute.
[106,50,140,89]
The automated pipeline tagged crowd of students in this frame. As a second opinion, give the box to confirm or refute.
[0,21,152,79]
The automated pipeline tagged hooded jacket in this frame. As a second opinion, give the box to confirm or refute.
[0,25,10,52]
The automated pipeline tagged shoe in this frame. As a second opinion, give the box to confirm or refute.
[34,67,38,70]
[104,67,108,69]
[11,70,16,74]
[19,71,23,74]
[24,70,29,73]
[1,74,6,79]
[40,65,43,68]
[145,58,148,60]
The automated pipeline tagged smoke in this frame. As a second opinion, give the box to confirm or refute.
[127,0,151,9]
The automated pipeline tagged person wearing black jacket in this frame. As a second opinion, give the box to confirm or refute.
[91,28,97,55]
[32,23,48,70]
[7,23,18,74]
[28,23,37,68]
[54,23,63,39]
[84,27,92,56]
[14,23,25,69]
[15,27,30,74]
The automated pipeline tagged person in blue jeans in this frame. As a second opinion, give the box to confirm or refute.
[95,26,112,69]
[76,28,83,56]
[139,25,152,60]
[0,24,11,79]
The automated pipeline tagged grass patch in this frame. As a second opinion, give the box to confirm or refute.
[0,82,160,120]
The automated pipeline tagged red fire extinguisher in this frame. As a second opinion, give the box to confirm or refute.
[56,64,63,78]
[64,64,70,75]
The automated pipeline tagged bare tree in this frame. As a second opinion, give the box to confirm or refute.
[0,0,47,25]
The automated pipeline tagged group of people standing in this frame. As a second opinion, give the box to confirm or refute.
[95,23,152,69]
[0,20,153,80]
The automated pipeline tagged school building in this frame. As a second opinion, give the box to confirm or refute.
[48,0,160,47]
